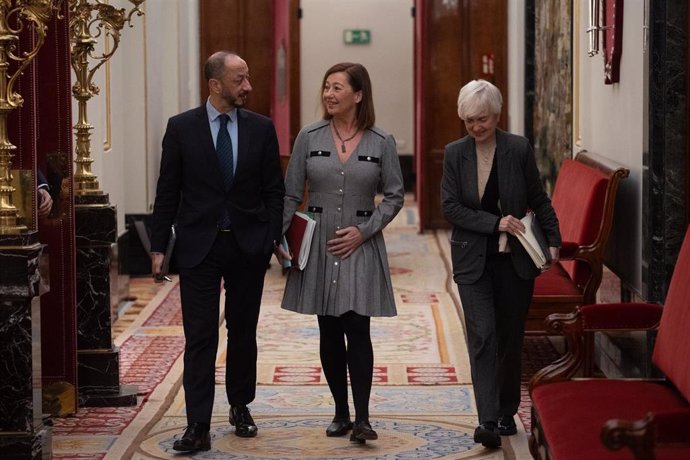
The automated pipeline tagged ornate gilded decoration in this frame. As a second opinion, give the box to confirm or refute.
[68,0,143,195]
[0,0,62,234]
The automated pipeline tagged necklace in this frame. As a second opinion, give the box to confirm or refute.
[476,142,496,168]
[332,121,359,153]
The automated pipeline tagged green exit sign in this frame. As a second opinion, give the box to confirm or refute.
[344,29,371,45]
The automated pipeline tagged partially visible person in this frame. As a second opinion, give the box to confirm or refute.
[440,79,560,449]
[276,62,404,443]
[150,51,284,452]
[37,169,52,218]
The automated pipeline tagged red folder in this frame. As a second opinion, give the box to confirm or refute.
[283,211,316,270]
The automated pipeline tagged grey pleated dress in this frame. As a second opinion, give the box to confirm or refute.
[281,120,405,317]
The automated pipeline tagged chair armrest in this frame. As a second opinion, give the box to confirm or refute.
[529,308,585,392]
[559,240,599,262]
[529,303,662,392]
[580,303,663,331]
[601,413,655,459]
[558,241,580,259]
[601,409,690,459]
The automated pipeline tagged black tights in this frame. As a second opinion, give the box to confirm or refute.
[318,311,373,422]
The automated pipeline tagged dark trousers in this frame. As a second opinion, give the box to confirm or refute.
[457,253,534,424]
[318,312,373,422]
[178,231,269,425]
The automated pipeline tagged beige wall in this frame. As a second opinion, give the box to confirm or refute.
[507,0,526,136]
[77,0,199,234]
[575,0,645,294]
[300,0,414,155]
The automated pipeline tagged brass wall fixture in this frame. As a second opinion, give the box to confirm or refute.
[68,0,143,196]
[0,0,62,234]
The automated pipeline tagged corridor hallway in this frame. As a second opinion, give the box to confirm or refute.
[53,197,556,459]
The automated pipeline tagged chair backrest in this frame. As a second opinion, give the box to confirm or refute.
[652,225,690,401]
[551,157,610,288]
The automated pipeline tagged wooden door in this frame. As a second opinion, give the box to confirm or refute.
[415,0,507,230]
[271,0,301,171]
[199,0,300,171]
[199,0,274,116]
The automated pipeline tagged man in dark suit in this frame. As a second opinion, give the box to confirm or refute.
[151,51,284,452]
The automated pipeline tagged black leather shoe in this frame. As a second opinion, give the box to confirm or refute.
[172,422,211,452]
[229,405,258,437]
[349,420,378,443]
[326,416,353,437]
[474,422,501,448]
[498,416,517,436]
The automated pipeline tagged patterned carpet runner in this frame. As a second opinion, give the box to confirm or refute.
[52,202,558,459]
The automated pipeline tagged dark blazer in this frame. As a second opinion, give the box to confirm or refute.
[37,169,49,188]
[441,129,560,283]
[151,104,284,268]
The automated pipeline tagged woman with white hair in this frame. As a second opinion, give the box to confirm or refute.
[441,79,561,449]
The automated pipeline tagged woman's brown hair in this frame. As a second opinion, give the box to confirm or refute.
[320,62,375,130]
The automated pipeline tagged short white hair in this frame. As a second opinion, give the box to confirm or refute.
[457,79,503,120]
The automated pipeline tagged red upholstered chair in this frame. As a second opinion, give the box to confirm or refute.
[528,226,690,460]
[526,151,629,333]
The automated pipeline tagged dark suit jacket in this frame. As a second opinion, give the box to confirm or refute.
[37,169,49,188]
[441,129,561,283]
[151,104,284,268]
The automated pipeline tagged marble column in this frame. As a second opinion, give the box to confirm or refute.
[75,194,137,407]
[0,232,51,459]
[646,0,689,302]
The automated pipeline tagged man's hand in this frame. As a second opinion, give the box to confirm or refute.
[327,226,363,259]
[151,252,167,282]
[274,242,292,266]
[38,188,52,218]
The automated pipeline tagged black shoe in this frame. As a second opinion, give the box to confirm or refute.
[229,405,258,437]
[326,416,353,437]
[172,422,211,452]
[474,422,501,448]
[498,416,517,436]
[350,420,378,444]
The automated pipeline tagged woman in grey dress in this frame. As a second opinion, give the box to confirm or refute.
[276,62,404,443]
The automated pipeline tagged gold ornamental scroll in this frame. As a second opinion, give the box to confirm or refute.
[0,0,62,234]
[68,0,143,196]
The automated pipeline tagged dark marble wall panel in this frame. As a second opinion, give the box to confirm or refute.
[75,204,117,350]
[532,0,572,194]
[0,238,45,447]
[76,244,114,350]
[0,246,41,299]
[646,0,688,301]
[74,205,117,245]
[0,300,34,432]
